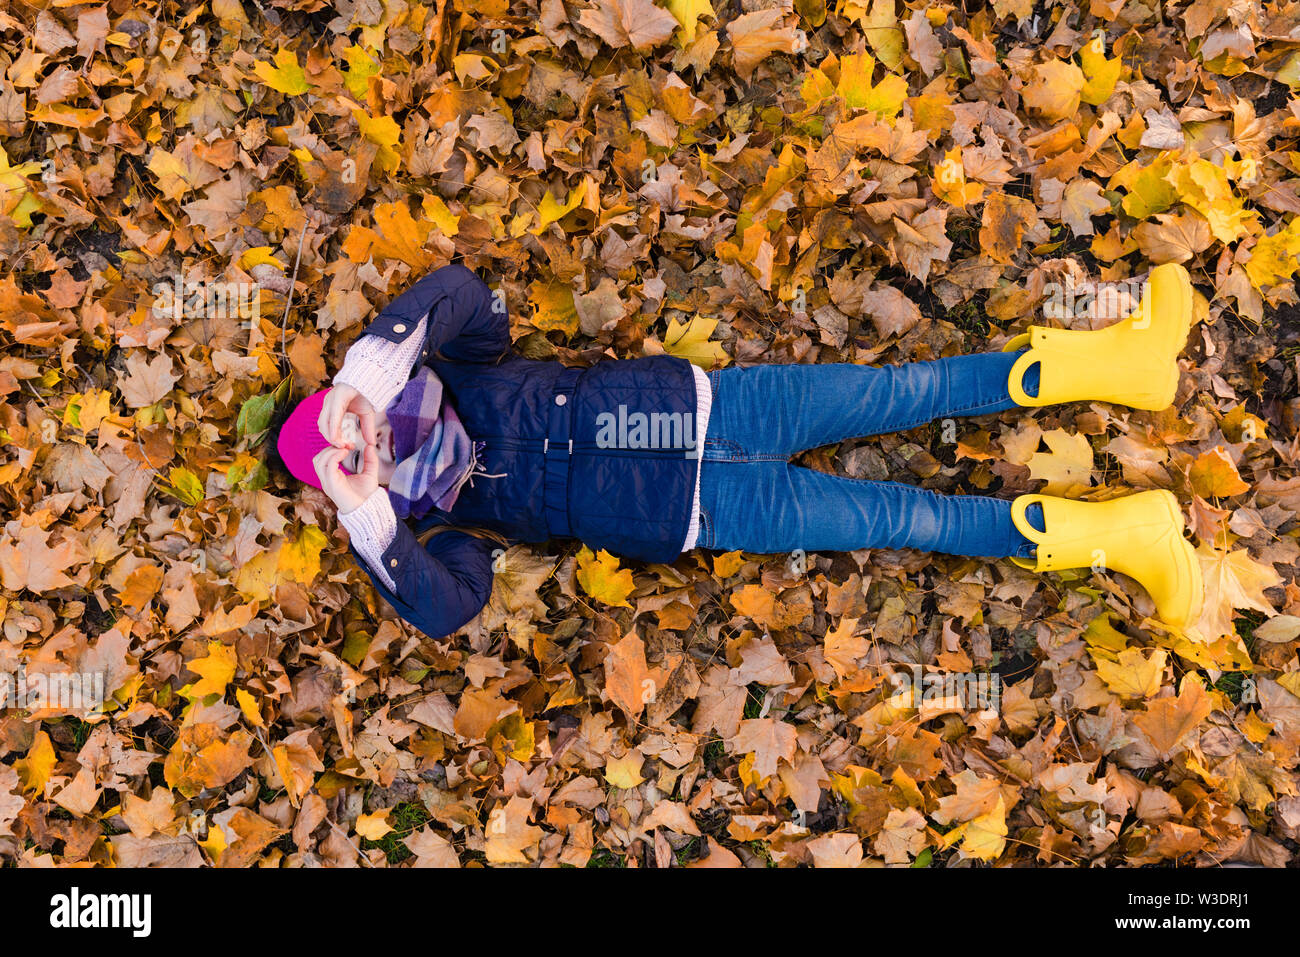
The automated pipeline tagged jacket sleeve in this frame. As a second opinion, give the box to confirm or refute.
[334,264,510,411]
[355,263,510,366]
[348,521,496,640]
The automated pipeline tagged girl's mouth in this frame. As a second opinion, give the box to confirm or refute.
[388,431,395,460]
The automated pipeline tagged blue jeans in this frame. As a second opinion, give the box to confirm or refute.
[696,351,1040,559]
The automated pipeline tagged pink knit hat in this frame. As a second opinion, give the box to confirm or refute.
[277,388,339,489]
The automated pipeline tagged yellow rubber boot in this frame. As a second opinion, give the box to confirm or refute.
[1004,262,1193,410]
[1010,490,1203,628]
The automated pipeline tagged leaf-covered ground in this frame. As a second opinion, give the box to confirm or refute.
[0,0,1299,867]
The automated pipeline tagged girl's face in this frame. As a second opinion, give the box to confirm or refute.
[342,408,397,485]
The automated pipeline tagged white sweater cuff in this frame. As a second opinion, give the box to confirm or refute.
[334,315,428,413]
[338,488,399,591]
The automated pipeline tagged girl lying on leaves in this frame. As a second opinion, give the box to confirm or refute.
[267,263,1203,641]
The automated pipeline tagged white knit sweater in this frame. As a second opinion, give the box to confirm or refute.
[333,321,712,593]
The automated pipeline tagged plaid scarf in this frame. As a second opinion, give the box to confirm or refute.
[385,368,480,519]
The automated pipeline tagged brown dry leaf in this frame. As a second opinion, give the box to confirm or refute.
[1134,678,1213,757]
[1189,446,1250,498]
[484,796,544,864]
[979,192,1038,264]
[115,352,180,408]
[0,522,90,593]
[577,0,680,52]
[603,632,677,720]
[1022,59,1084,122]
[730,718,797,780]
[1194,546,1280,641]
[727,10,798,80]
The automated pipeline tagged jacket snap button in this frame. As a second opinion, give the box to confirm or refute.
[555,394,567,406]
[389,559,398,568]
[393,323,407,334]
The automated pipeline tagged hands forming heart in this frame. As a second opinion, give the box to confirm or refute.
[313,385,379,513]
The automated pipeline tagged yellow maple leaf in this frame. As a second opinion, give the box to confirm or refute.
[940,794,1007,861]
[487,712,535,763]
[1022,59,1084,122]
[837,51,908,121]
[1112,153,1180,220]
[422,194,460,237]
[932,148,984,208]
[252,47,310,96]
[1133,675,1213,757]
[1166,157,1257,243]
[351,108,402,174]
[800,66,837,110]
[16,730,56,794]
[164,726,254,797]
[528,281,578,336]
[1091,646,1167,699]
[603,631,677,719]
[452,53,497,84]
[665,0,713,42]
[859,0,905,70]
[576,546,635,607]
[1083,613,1130,653]
[1189,446,1249,498]
[235,689,265,728]
[823,616,868,679]
[1079,32,1122,105]
[0,146,44,228]
[198,820,228,864]
[342,44,380,99]
[531,179,588,234]
[355,809,393,841]
[1245,216,1300,290]
[278,525,327,585]
[165,467,205,506]
[235,547,280,602]
[1027,429,1095,494]
[605,752,646,789]
[63,389,114,433]
[238,246,286,271]
[712,550,746,577]
[341,201,436,270]
[188,641,238,701]
[484,796,544,864]
[146,148,209,203]
[664,314,730,368]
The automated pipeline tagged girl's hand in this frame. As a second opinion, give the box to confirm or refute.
[313,443,379,513]
[319,385,376,451]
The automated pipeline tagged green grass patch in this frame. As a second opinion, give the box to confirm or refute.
[358,800,433,865]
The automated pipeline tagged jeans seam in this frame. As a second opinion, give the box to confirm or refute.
[869,400,1006,437]
[803,390,1010,448]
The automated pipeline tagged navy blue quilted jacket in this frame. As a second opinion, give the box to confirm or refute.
[344,265,701,639]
